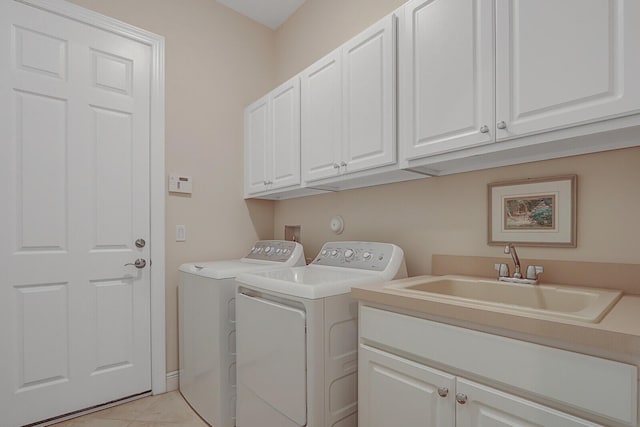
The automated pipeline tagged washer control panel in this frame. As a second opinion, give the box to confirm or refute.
[245,240,301,262]
[311,241,396,271]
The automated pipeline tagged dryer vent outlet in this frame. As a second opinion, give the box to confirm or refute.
[285,225,301,243]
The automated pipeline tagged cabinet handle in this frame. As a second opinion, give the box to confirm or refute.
[480,125,490,133]
[455,393,468,404]
[497,121,507,130]
[437,387,449,398]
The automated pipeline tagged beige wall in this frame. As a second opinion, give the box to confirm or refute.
[273,0,640,273]
[67,0,277,373]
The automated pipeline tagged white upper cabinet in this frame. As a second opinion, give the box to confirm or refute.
[495,0,640,139]
[342,14,396,174]
[244,94,270,195]
[400,0,640,166]
[244,77,301,197]
[302,14,397,183]
[301,49,343,182]
[400,0,495,160]
[270,79,301,189]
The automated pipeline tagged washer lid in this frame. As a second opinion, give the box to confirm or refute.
[179,260,293,280]
[236,265,386,299]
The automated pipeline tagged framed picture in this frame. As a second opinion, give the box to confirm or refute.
[488,175,577,247]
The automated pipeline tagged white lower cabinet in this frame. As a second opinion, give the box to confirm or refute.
[358,305,638,427]
[359,345,455,427]
[359,345,598,427]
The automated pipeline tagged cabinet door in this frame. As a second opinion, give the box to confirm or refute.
[244,95,270,195]
[270,77,301,190]
[301,49,343,182]
[342,14,396,174]
[495,0,640,140]
[455,378,601,427]
[359,345,455,427]
[399,0,494,160]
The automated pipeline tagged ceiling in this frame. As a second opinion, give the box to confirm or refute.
[216,0,307,30]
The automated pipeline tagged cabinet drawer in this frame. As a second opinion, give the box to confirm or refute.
[359,305,637,425]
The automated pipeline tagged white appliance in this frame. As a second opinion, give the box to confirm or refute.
[235,241,406,427]
[178,240,306,427]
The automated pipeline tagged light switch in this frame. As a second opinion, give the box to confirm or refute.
[169,174,193,194]
[176,225,186,242]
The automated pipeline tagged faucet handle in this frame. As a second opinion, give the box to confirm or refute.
[494,263,510,278]
[526,265,544,280]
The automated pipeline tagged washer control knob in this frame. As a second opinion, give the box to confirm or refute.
[344,249,354,260]
[321,249,328,256]
[275,248,282,254]
[264,246,272,253]
[282,248,289,255]
[363,251,372,260]
[331,250,339,257]
[257,247,263,254]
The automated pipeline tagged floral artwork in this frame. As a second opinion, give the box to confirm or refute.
[504,195,555,229]
[488,175,576,247]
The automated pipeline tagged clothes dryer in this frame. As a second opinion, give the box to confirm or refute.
[178,240,305,427]
[235,241,406,427]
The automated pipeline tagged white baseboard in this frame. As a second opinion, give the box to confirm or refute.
[166,370,179,392]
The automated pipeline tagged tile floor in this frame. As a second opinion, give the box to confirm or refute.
[51,391,209,427]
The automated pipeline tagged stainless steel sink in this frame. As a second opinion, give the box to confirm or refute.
[384,275,622,323]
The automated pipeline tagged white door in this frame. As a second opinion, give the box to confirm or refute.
[399,0,494,159]
[244,95,270,195]
[359,345,456,427]
[0,2,152,425]
[270,76,301,190]
[342,14,396,174]
[495,0,640,140]
[455,378,600,427]
[301,49,343,183]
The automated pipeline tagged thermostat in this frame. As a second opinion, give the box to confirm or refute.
[169,174,193,194]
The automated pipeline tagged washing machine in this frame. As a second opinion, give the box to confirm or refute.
[178,240,305,427]
[235,241,406,427]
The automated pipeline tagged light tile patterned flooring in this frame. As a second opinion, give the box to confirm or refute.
[51,391,209,427]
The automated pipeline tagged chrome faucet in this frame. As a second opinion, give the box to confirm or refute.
[496,243,544,285]
[504,243,522,278]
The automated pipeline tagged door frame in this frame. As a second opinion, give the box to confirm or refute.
[18,0,167,394]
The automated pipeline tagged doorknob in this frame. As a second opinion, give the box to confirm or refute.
[135,238,146,248]
[125,259,146,269]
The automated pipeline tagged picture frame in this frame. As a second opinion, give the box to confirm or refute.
[488,175,577,247]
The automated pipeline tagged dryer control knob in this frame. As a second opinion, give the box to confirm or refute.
[331,250,339,257]
[321,249,328,256]
[344,249,355,260]
[363,251,372,260]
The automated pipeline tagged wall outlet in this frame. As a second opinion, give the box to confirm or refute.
[176,225,186,242]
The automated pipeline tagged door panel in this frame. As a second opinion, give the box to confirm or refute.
[236,293,307,426]
[0,1,152,425]
[271,77,300,189]
[456,378,600,427]
[359,345,456,427]
[244,95,269,194]
[400,0,494,159]
[495,0,640,139]
[342,15,395,173]
[301,50,342,182]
